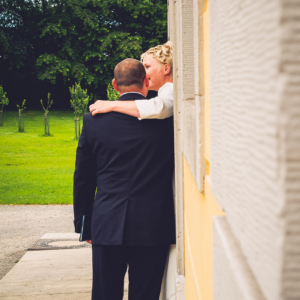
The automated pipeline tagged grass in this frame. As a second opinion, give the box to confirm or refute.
[0,110,80,204]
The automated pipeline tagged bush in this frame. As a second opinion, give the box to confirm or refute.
[107,83,119,101]
[70,82,92,139]
[0,86,9,126]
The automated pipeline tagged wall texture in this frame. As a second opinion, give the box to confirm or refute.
[281,1,300,299]
[209,0,300,299]
[213,216,266,300]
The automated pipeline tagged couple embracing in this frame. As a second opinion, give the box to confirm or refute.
[73,41,175,300]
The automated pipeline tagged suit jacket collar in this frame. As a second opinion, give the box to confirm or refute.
[118,92,146,101]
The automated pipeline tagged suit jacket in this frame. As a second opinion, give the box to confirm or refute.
[73,92,175,246]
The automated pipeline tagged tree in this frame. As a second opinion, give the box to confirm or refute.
[36,0,167,91]
[16,99,26,132]
[40,93,53,136]
[0,0,168,108]
[70,82,92,139]
[0,0,47,101]
[0,85,9,126]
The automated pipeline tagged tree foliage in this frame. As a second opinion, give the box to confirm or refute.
[16,99,26,114]
[0,85,9,125]
[0,0,167,106]
[69,82,92,138]
[0,85,9,110]
[40,92,53,116]
[0,1,45,81]
[107,83,119,101]
[70,82,91,117]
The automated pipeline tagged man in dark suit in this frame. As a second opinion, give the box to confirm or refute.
[73,58,175,300]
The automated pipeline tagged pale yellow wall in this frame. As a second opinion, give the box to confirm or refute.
[184,157,224,300]
[184,1,225,300]
[184,155,204,300]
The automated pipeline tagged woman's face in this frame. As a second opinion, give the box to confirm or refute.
[143,54,165,91]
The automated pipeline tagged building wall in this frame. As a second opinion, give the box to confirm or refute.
[183,4,225,299]
[169,0,226,299]
[169,0,300,299]
[209,0,300,299]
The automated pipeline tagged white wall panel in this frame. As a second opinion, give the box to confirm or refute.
[179,0,195,101]
[170,0,185,277]
[213,216,265,300]
[209,0,300,299]
[280,1,300,299]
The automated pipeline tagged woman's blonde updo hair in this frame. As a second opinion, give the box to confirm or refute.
[141,41,173,71]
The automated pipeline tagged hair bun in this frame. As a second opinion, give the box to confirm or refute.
[141,41,173,68]
[164,41,173,50]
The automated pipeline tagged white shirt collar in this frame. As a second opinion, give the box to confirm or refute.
[120,92,145,97]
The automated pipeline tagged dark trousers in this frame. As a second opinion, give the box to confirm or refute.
[92,245,169,300]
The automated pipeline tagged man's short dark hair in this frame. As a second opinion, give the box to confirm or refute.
[114,58,146,92]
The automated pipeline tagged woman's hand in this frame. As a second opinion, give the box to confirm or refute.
[89,100,114,116]
[86,240,92,244]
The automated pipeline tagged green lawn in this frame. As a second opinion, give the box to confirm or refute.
[0,110,80,204]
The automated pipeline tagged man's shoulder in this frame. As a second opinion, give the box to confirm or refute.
[82,112,95,126]
[83,112,92,120]
[82,111,135,133]
[83,112,110,123]
[82,112,108,132]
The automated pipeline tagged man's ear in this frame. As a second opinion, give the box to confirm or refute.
[163,64,171,75]
[144,76,149,88]
[112,79,119,92]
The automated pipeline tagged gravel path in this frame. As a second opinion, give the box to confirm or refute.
[0,205,74,280]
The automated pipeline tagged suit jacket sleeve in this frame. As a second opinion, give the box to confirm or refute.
[73,115,97,233]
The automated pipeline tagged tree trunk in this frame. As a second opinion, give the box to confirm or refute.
[75,117,78,139]
[44,114,47,135]
[44,113,49,136]
[74,117,81,139]
[0,110,3,126]
[79,117,81,136]
[18,109,21,132]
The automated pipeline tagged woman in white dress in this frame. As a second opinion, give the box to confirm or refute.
[89,41,176,300]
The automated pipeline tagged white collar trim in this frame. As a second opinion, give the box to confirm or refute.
[121,92,145,97]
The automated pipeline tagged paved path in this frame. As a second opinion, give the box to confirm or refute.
[0,205,74,280]
[0,232,128,300]
[0,206,128,299]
